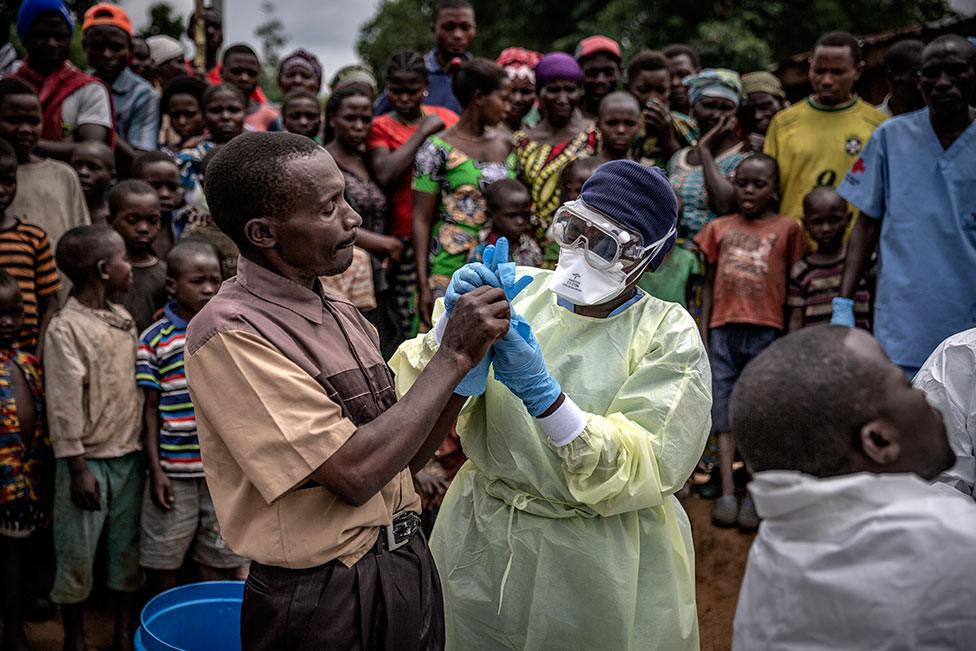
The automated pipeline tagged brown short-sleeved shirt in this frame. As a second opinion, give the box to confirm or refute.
[185,256,420,569]
[695,213,807,330]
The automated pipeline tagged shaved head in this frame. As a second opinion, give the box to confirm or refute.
[922,34,976,65]
[73,141,114,168]
[598,90,640,116]
[166,238,220,278]
[55,225,121,286]
[731,326,952,480]
[802,185,845,215]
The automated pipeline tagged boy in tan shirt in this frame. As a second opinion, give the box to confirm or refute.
[43,225,143,651]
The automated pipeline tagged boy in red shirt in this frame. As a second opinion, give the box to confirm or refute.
[696,153,805,529]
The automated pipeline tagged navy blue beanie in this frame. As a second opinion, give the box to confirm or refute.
[579,160,678,271]
[17,0,75,45]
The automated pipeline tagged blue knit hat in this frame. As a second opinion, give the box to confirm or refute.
[17,0,74,44]
[580,160,678,271]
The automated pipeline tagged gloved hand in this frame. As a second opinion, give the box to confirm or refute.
[455,351,493,396]
[442,237,534,317]
[440,238,535,397]
[483,237,534,308]
[831,297,855,327]
[445,263,500,316]
[492,315,562,417]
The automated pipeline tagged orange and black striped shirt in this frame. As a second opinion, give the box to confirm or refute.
[0,219,61,350]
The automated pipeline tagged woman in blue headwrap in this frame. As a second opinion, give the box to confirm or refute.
[665,69,746,489]
[667,69,746,241]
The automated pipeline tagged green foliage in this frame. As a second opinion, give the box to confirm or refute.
[140,2,185,39]
[356,0,953,80]
[357,0,433,81]
[69,23,86,68]
[254,1,288,101]
[694,19,773,72]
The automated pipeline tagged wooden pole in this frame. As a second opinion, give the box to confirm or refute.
[193,0,206,75]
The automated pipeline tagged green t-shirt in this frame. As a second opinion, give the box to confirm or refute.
[637,246,700,307]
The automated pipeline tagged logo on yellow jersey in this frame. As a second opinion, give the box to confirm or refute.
[844,135,863,155]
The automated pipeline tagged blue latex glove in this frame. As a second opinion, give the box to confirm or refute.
[483,237,534,307]
[442,238,535,397]
[492,315,562,417]
[444,263,500,316]
[831,297,855,327]
[455,351,493,396]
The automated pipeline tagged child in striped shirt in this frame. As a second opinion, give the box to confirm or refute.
[136,240,244,595]
[787,186,873,332]
[0,139,60,352]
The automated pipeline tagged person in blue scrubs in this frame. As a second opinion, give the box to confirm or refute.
[373,0,475,116]
[833,34,976,377]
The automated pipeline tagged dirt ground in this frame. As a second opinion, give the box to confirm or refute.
[686,496,754,651]
[18,495,752,650]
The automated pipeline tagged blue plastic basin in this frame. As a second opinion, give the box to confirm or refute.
[135,580,244,651]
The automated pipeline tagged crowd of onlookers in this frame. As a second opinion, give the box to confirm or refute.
[0,0,973,647]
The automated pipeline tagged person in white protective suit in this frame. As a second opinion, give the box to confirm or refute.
[730,326,976,651]
[914,327,976,498]
[390,160,712,650]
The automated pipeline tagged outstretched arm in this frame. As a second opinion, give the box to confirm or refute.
[187,287,509,508]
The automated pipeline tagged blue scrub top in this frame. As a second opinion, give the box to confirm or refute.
[838,107,976,368]
[374,49,465,116]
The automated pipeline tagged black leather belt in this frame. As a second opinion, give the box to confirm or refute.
[376,511,422,552]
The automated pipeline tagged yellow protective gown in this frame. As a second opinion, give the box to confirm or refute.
[390,268,712,650]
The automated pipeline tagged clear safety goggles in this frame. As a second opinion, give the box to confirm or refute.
[550,198,676,270]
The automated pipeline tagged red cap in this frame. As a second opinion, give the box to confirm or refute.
[575,35,621,61]
[82,3,132,36]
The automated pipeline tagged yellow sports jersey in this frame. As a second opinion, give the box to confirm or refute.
[764,97,887,220]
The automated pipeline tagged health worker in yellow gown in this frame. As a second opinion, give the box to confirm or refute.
[392,160,712,650]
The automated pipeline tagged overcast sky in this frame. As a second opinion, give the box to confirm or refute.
[122,0,383,79]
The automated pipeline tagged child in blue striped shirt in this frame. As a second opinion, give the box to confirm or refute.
[136,239,244,595]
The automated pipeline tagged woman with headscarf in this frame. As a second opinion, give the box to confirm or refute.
[666,70,746,490]
[496,47,542,135]
[276,48,323,96]
[513,52,599,266]
[329,63,379,97]
[667,69,746,241]
[323,64,378,144]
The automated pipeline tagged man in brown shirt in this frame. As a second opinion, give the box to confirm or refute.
[185,132,509,650]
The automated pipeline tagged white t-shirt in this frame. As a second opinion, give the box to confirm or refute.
[60,83,113,133]
[8,157,91,249]
[734,471,976,650]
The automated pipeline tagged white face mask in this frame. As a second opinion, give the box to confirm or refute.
[551,248,653,306]
[551,220,676,307]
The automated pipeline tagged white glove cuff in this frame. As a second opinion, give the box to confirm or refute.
[432,315,448,346]
[538,396,587,447]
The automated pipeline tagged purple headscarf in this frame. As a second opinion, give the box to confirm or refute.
[534,52,583,90]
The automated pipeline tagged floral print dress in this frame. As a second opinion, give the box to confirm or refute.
[513,127,599,266]
[413,135,516,295]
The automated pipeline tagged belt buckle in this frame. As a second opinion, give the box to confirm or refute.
[385,511,419,552]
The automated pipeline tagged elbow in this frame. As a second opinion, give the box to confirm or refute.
[374,170,394,188]
[711,194,735,216]
[315,463,382,507]
[335,486,373,508]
